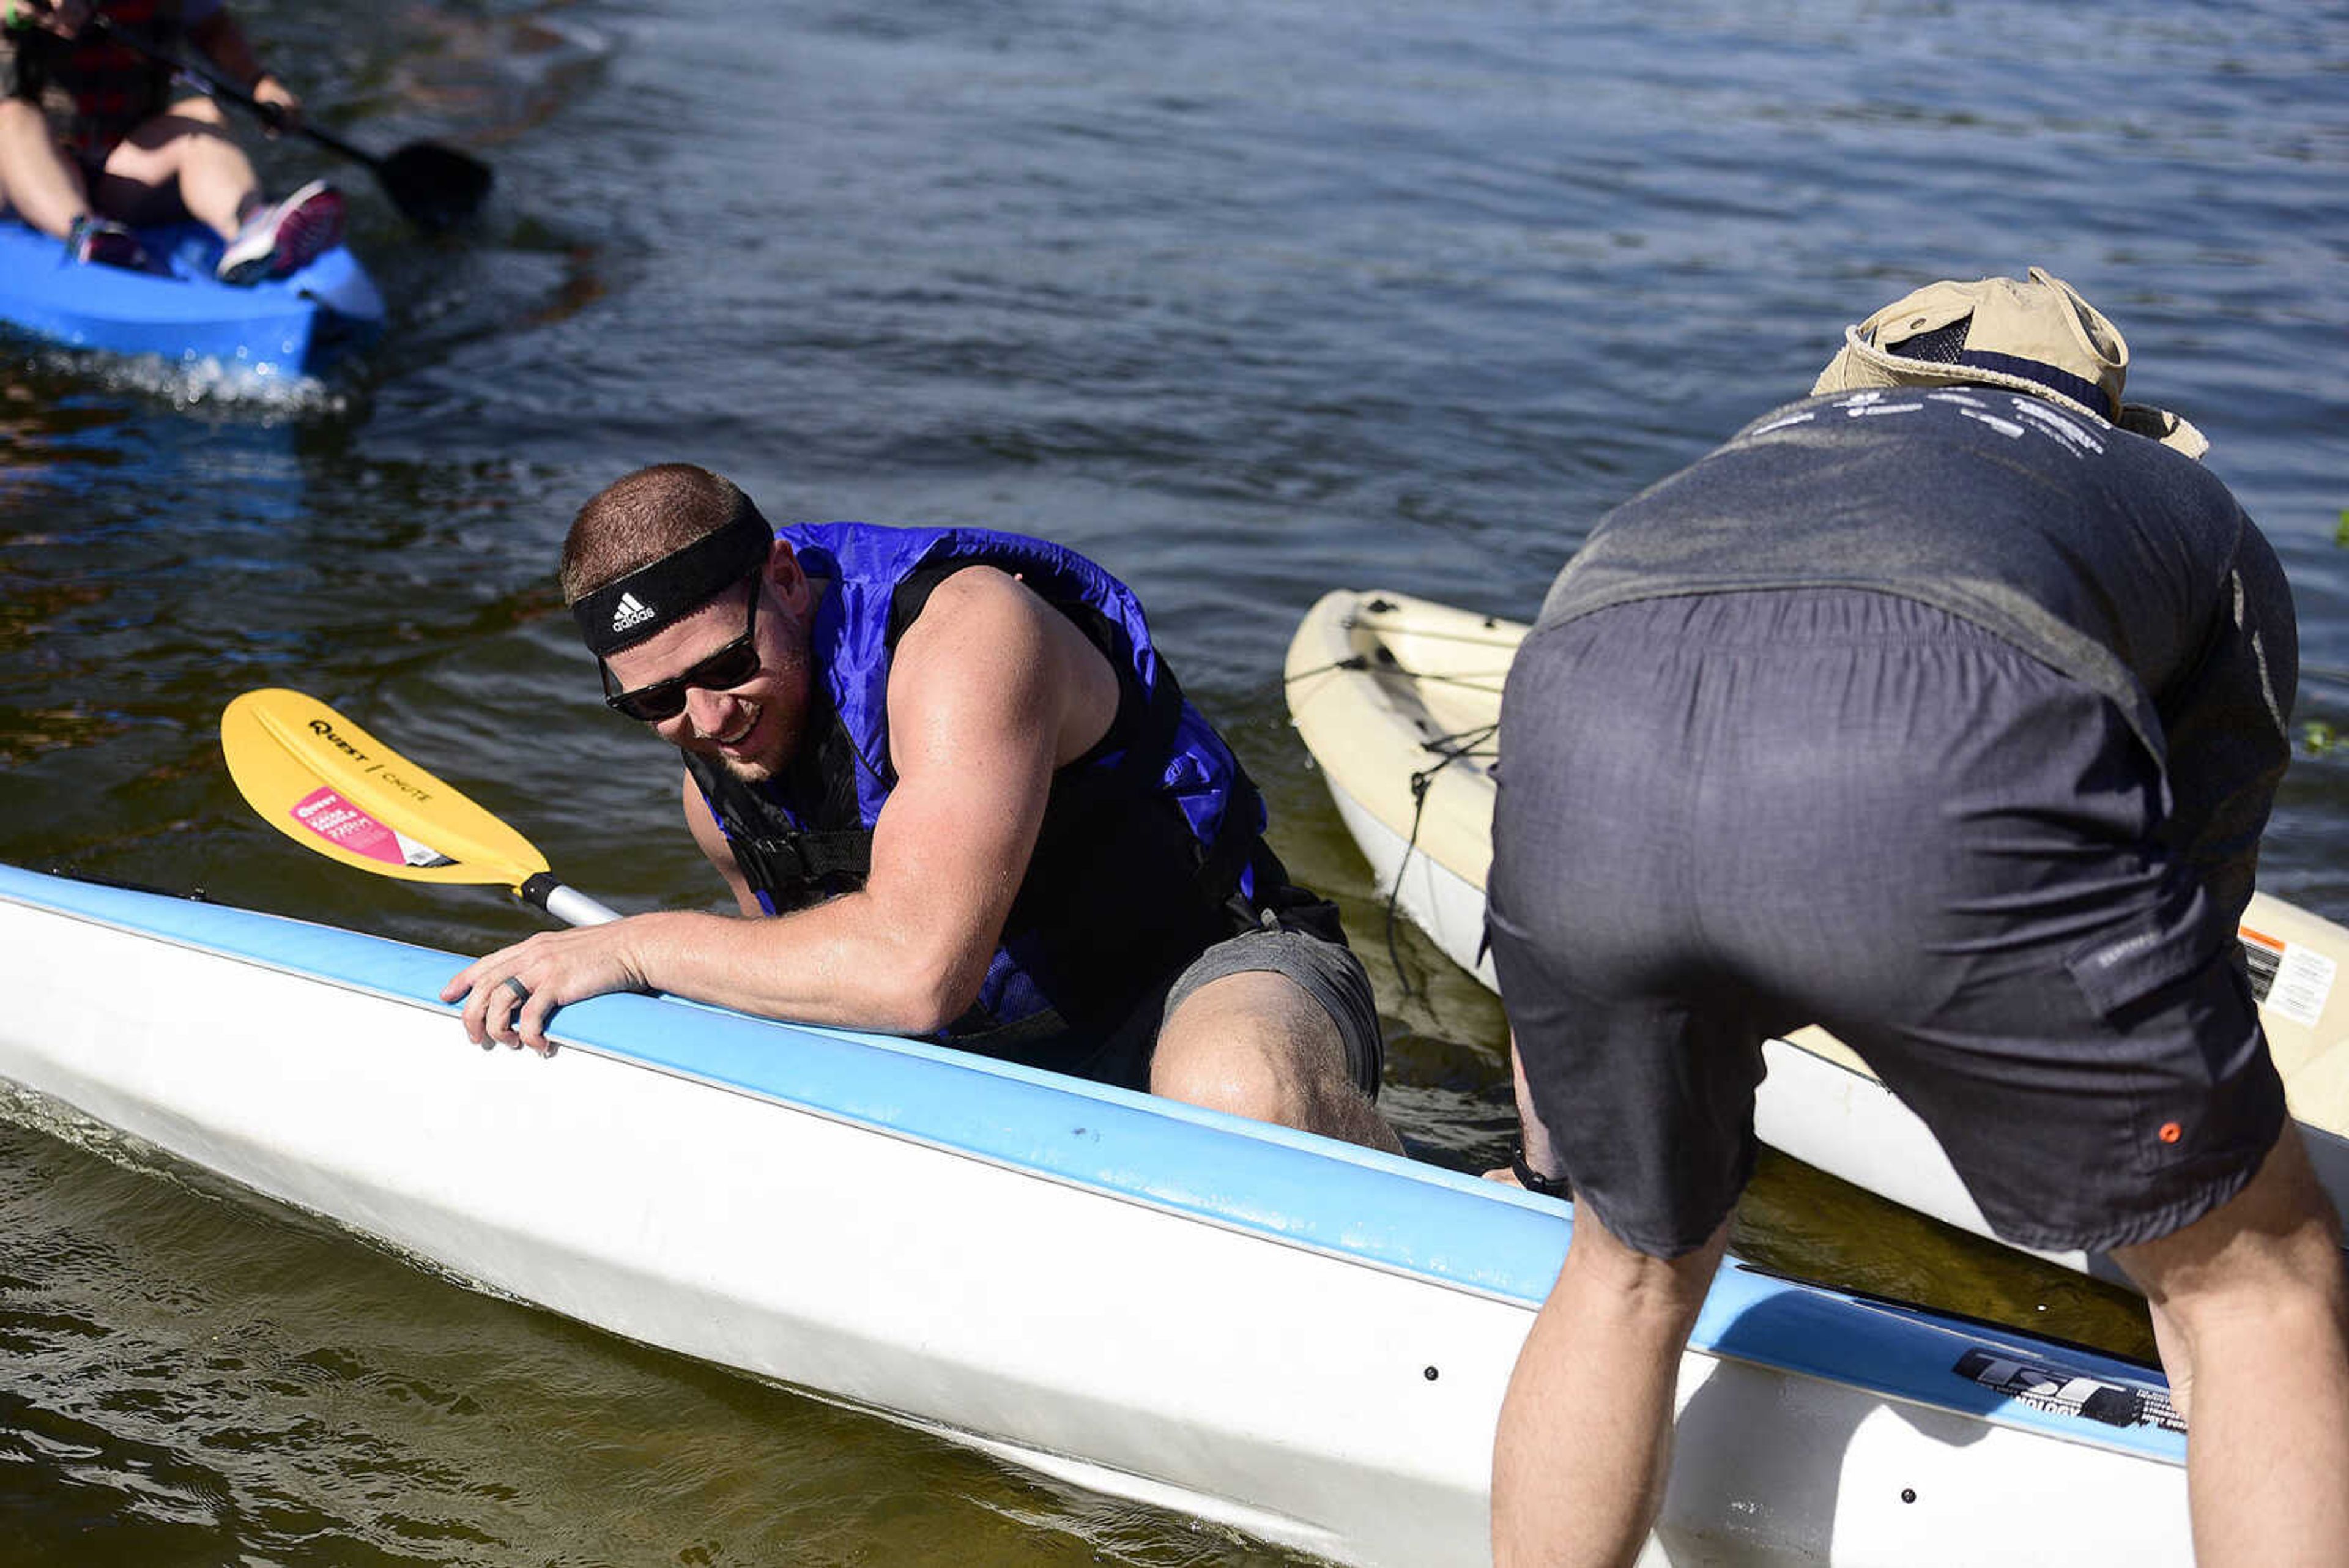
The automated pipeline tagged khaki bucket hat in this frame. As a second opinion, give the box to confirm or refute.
[1813,267,2207,458]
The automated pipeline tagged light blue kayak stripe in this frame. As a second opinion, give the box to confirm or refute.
[0,861,2184,1464]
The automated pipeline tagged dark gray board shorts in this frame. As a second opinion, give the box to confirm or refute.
[1487,587,2286,1258]
[1070,913,1385,1099]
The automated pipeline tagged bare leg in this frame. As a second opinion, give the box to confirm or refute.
[2111,1121,2349,1568]
[1512,1030,1564,1167]
[1151,968,1403,1153]
[94,97,261,239]
[1485,1035,1565,1189]
[0,98,92,237]
[1493,1206,1725,1568]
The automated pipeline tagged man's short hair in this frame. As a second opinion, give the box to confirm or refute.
[560,463,762,606]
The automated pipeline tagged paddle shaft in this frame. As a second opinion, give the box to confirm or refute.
[86,16,377,162]
[88,13,491,233]
[521,872,623,929]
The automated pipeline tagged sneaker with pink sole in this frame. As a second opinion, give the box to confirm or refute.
[216,179,347,286]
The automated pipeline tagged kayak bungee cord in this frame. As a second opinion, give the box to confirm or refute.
[1280,631,1502,1000]
[1385,720,1498,999]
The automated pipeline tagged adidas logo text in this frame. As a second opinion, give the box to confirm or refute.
[610,592,656,633]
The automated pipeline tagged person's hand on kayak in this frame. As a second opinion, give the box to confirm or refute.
[442,924,654,1057]
[250,72,303,134]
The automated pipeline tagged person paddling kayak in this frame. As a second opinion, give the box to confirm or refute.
[0,0,341,280]
[443,464,1404,1155]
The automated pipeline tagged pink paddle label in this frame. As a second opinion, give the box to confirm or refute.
[289,786,409,866]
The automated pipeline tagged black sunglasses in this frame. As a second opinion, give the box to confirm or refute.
[601,584,763,723]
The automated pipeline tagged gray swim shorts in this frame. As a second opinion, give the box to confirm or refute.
[1162,917,1386,1097]
[1487,588,2287,1258]
[1071,911,1386,1099]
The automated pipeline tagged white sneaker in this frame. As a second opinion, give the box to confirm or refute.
[216,179,347,286]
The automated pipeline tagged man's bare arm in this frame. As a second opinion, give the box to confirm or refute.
[442,568,1119,1050]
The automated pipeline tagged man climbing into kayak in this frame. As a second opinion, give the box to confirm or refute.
[0,0,342,280]
[1484,270,2349,1566]
[443,464,1404,1154]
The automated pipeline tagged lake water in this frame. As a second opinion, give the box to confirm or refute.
[3,0,2345,1561]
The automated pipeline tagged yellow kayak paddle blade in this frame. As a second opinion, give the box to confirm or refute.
[221,688,551,893]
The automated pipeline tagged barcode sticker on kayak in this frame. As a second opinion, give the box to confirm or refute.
[2241,924,2335,1030]
[291,787,456,869]
[1953,1348,2183,1434]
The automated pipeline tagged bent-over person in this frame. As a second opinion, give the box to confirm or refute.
[1487,270,2349,1567]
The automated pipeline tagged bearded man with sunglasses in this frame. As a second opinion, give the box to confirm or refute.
[442,463,1402,1154]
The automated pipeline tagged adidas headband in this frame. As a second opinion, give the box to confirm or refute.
[571,503,775,660]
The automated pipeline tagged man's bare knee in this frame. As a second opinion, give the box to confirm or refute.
[171,96,230,128]
[1151,969,1397,1150]
[129,98,232,146]
[1152,970,1324,1121]
[1153,1043,1296,1124]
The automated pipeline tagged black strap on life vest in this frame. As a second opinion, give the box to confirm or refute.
[686,684,874,915]
[729,825,872,896]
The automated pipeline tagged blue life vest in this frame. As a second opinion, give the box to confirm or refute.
[683,523,1316,1071]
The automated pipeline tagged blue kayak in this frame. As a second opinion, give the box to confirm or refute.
[0,215,385,376]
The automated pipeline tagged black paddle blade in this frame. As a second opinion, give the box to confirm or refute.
[378,141,494,234]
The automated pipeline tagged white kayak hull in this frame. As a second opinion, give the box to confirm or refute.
[0,862,2192,1565]
[1286,587,2349,1285]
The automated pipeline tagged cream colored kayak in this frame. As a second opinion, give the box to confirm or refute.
[1285,587,2349,1281]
